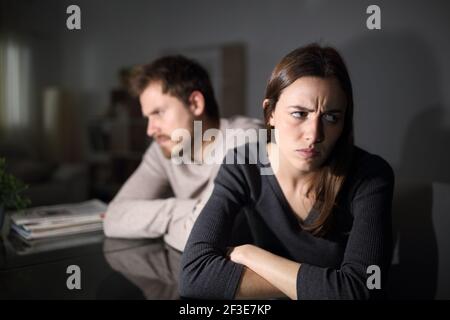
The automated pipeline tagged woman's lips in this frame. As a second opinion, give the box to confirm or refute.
[296,149,320,159]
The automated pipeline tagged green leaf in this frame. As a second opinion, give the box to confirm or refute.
[0,157,31,210]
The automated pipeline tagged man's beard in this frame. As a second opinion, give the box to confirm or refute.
[160,144,172,159]
[158,138,189,160]
[153,134,174,159]
[159,138,196,161]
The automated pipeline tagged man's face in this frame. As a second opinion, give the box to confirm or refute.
[140,82,195,158]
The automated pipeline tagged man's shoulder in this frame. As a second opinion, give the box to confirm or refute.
[142,141,169,166]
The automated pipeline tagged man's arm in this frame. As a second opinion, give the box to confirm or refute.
[163,181,214,251]
[103,143,199,244]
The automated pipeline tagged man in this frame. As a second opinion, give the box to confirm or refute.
[103,55,262,251]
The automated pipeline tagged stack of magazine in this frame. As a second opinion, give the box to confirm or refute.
[10,199,107,241]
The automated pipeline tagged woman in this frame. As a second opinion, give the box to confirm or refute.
[179,43,394,300]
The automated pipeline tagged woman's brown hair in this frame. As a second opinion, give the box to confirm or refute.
[264,43,354,236]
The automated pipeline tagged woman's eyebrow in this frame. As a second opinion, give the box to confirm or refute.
[288,105,343,113]
[288,105,315,112]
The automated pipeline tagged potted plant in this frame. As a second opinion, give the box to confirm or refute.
[0,157,30,231]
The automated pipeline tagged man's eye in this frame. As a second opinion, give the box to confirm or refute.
[323,113,339,123]
[291,111,308,119]
[152,109,164,117]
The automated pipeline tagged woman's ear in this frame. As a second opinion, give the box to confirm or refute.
[263,99,275,127]
[268,115,275,127]
[188,91,205,117]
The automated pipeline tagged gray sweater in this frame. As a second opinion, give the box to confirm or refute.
[180,143,394,299]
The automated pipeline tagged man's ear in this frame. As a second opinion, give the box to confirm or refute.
[263,99,275,127]
[188,91,205,117]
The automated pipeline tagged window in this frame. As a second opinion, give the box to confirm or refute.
[0,34,31,133]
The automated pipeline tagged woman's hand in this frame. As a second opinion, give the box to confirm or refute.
[228,244,300,299]
[227,244,254,266]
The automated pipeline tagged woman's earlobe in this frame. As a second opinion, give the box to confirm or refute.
[269,116,275,127]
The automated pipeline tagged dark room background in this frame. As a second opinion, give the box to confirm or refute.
[1,0,449,299]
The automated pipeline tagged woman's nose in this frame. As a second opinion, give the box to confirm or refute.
[305,117,324,144]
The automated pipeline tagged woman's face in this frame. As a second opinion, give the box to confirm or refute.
[267,76,347,174]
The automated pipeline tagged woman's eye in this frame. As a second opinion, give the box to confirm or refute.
[323,113,339,123]
[291,111,308,119]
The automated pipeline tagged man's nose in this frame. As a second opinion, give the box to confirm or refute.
[305,116,324,144]
[146,118,159,137]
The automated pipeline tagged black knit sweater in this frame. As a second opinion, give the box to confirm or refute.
[180,143,394,300]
